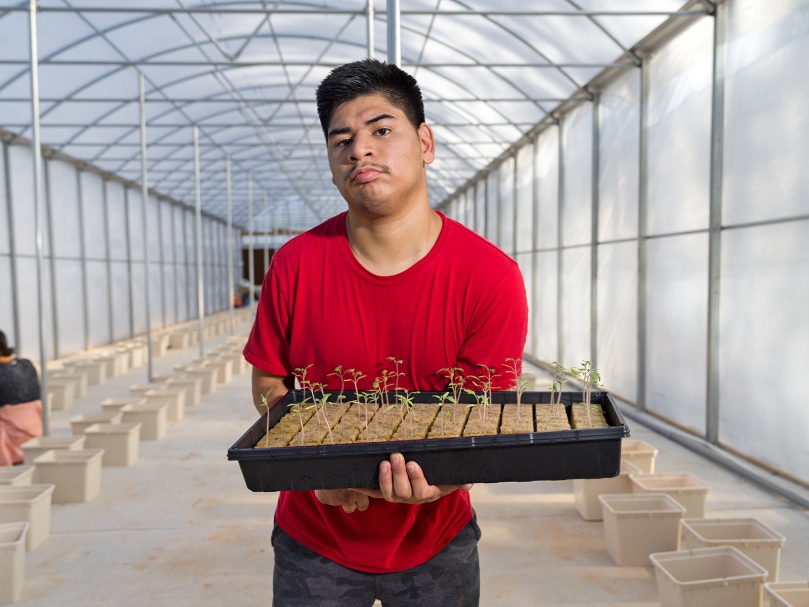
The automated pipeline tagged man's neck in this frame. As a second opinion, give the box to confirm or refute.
[345,204,443,277]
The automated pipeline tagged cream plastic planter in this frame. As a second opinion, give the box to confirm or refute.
[145,389,186,421]
[165,377,202,407]
[126,344,145,369]
[622,439,658,473]
[630,473,709,518]
[20,436,85,465]
[151,334,170,357]
[169,332,190,349]
[69,412,123,435]
[101,397,146,414]
[121,403,167,440]
[681,518,785,582]
[599,493,686,566]
[183,367,218,394]
[129,383,168,399]
[206,358,233,384]
[65,361,106,385]
[765,582,809,607]
[0,485,54,550]
[33,449,104,503]
[47,378,75,411]
[219,352,248,375]
[83,423,142,466]
[226,335,248,345]
[650,546,767,607]
[0,468,34,487]
[51,371,88,398]
[574,461,641,521]
[0,522,28,605]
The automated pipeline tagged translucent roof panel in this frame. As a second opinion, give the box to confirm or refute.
[0,0,701,228]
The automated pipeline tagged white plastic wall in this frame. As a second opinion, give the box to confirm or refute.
[0,144,237,362]
[444,3,809,483]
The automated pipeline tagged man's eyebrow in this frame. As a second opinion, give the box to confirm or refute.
[327,126,351,139]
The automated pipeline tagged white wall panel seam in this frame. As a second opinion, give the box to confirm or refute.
[2,143,21,353]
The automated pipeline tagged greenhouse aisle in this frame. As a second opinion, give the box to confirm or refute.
[13,348,808,606]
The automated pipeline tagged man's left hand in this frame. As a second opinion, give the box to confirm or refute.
[354,453,472,505]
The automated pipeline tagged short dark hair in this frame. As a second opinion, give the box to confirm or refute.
[0,330,13,357]
[316,59,425,140]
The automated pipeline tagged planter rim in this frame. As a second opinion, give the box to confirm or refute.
[681,517,785,544]
[84,422,143,434]
[629,472,709,491]
[0,484,56,501]
[21,436,85,449]
[650,546,768,588]
[33,448,106,464]
[0,521,29,546]
[765,581,809,593]
[598,492,686,515]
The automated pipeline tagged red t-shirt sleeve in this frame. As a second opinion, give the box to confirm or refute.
[455,258,529,390]
[243,253,293,377]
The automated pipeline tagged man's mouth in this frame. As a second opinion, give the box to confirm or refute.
[348,164,387,184]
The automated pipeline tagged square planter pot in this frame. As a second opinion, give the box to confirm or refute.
[65,360,106,385]
[226,335,247,345]
[765,582,809,607]
[47,378,76,411]
[125,345,145,369]
[574,460,641,521]
[630,473,709,518]
[51,371,88,398]
[169,332,190,350]
[83,423,142,467]
[0,467,34,487]
[205,359,233,385]
[0,484,54,550]
[101,397,146,414]
[218,353,247,375]
[121,403,167,440]
[94,355,119,378]
[165,377,202,407]
[650,546,767,607]
[622,439,659,473]
[129,383,168,399]
[151,335,170,357]
[32,449,104,503]
[599,492,686,566]
[69,412,123,435]
[0,522,28,604]
[21,436,86,466]
[145,389,186,422]
[184,367,218,394]
[681,518,785,582]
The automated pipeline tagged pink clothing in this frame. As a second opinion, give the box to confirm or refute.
[0,400,42,466]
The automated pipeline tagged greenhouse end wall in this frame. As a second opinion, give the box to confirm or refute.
[444,0,809,486]
[0,139,242,361]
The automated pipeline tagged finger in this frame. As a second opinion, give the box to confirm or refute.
[342,501,357,513]
[353,487,384,499]
[390,453,412,499]
[406,461,440,501]
[378,460,395,502]
[355,492,370,512]
[457,483,474,492]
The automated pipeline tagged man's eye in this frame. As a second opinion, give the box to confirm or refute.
[376,127,391,136]
[336,138,351,147]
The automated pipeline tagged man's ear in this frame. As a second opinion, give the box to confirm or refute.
[419,123,435,166]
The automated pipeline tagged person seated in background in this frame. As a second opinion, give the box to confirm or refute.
[0,330,43,466]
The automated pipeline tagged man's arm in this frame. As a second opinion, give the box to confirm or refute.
[251,366,293,414]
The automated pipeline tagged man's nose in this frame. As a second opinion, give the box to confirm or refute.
[348,133,374,162]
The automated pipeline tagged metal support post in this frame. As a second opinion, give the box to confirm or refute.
[102,179,115,342]
[139,73,154,383]
[706,3,727,444]
[29,0,49,435]
[2,143,22,356]
[387,0,400,67]
[43,159,60,359]
[123,188,135,337]
[263,190,269,281]
[637,62,649,412]
[591,95,601,367]
[557,121,565,366]
[531,137,540,358]
[367,0,375,59]
[512,154,519,259]
[247,174,255,304]
[226,156,234,333]
[194,126,205,357]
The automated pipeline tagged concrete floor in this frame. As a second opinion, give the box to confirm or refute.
[14,337,809,606]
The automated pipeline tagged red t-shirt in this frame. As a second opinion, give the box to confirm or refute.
[244,211,528,573]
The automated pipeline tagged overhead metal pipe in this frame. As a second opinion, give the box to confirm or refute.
[28,0,49,436]
[193,126,205,357]
[139,73,154,383]
[226,155,234,334]
[263,190,269,283]
[367,0,375,59]
[247,175,255,305]
[387,0,400,67]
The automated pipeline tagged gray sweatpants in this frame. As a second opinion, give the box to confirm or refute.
[271,514,481,607]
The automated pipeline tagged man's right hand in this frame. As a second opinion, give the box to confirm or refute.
[314,489,370,513]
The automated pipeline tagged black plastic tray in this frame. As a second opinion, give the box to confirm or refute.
[228,390,630,492]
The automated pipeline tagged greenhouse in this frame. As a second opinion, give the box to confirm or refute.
[0,0,807,605]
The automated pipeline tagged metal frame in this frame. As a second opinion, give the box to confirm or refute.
[43,157,59,359]
[590,94,600,368]
[636,59,650,413]
[194,126,205,356]
[2,142,22,356]
[139,73,154,382]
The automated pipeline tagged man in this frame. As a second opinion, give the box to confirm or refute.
[244,59,528,607]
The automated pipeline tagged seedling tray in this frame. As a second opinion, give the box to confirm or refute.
[228,390,630,492]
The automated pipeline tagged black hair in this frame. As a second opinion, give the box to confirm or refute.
[0,330,13,357]
[316,59,425,140]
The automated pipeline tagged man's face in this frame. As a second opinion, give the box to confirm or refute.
[326,94,434,216]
